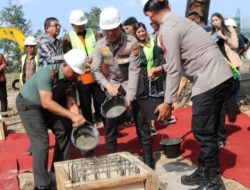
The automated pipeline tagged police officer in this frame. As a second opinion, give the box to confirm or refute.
[92,7,154,169]
[142,0,236,189]
[16,49,86,190]
[62,9,105,124]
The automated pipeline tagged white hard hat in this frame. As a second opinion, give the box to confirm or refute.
[24,36,37,46]
[99,7,121,30]
[64,49,86,74]
[69,9,88,26]
[225,18,237,28]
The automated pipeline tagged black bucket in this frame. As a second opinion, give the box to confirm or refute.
[100,94,128,126]
[160,137,182,158]
[71,121,99,154]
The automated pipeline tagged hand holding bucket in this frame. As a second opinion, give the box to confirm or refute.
[100,93,129,126]
[71,121,99,154]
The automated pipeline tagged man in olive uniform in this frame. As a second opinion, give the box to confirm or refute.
[16,49,86,190]
[92,7,154,169]
[142,0,236,189]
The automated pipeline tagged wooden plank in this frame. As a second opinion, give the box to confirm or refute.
[0,109,18,116]
[0,115,20,123]
[0,122,5,140]
[0,110,21,141]
[54,152,159,190]
[102,183,144,190]
[71,175,147,190]
[54,162,73,190]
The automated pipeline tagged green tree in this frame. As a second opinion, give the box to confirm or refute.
[86,7,101,29]
[0,0,32,72]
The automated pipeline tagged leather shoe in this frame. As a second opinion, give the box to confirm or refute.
[190,176,226,190]
[34,186,50,190]
[181,167,206,186]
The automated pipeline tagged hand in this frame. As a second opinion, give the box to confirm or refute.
[148,66,163,79]
[0,64,7,71]
[155,103,173,122]
[216,30,227,40]
[71,113,86,128]
[106,83,118,97]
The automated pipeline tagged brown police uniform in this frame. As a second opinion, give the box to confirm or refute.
[159,12,235,179]
[92,33,154,169]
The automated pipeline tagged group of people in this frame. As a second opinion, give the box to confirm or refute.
[0,0,246,190]
[16,5,163,190]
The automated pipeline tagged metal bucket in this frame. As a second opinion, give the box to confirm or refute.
[71,121,99,154]
[160,137,182,158]
[100,94,128,125]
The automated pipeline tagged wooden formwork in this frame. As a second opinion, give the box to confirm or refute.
[54,152,159,190]
[0,109,20,140]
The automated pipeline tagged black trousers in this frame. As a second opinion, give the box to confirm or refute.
[104,99,154,168]
[192,78,234,176]
[0,81,8,112]
[78,82,105,123]
[16,94,72,187]
[217,79,239,141]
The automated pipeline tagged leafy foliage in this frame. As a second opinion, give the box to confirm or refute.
[0,0,32,72]
[85,7,101,29]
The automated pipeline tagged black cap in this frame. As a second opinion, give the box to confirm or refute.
[144,0,169,12]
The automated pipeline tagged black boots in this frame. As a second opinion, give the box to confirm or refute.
[34,186,50,190]
[181,167,226,190]
[192,176,226,190]
[105,142,117,154]
[181,167,207,185]
[143,153,155,169]
[142,146,155,169]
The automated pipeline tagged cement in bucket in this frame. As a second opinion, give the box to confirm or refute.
[71,121,99,154]
[106,105,126,118]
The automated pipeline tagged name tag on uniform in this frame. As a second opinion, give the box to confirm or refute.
[101,47,113,65]
[117,50,130,64]
[117,58,130,64]
[103,56,113,65]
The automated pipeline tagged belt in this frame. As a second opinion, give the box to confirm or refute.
[18,93,41,110]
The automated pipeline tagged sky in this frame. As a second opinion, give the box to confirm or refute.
[0,0,249,36]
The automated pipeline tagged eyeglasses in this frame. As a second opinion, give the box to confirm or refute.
[50,23,61,28]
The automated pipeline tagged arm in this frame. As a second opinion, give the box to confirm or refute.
[127,42,141,101]
[92,41,111,89]
[162,30,181,103]
[154,27,182,121]
[177,77,188,97]
[0,54,7,71]
[39,91,85,126]
[222,26,239,50]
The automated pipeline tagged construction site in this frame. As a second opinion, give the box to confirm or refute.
[1,0,250,190]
